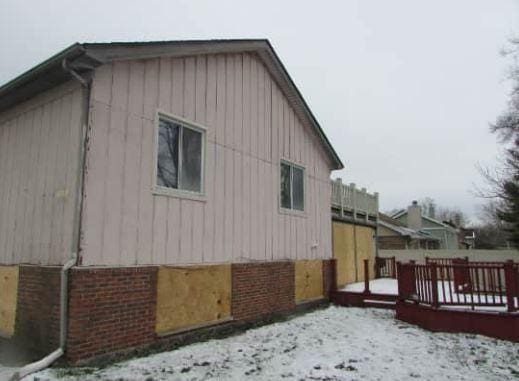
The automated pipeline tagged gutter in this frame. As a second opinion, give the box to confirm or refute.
[10,58,91,381]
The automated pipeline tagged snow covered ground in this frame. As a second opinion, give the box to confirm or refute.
[0,364,17,381]
[3,306,517,381]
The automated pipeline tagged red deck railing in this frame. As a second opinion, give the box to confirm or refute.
[397,260,519,312]
[375,256,396,279]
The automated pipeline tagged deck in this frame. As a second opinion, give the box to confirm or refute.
[330,257,519,342]
[331,279,398,309]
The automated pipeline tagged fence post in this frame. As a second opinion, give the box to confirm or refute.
[504,260,516,312]
[391,256,396,278]
[361,188,368,222]
[430,262,439,308]
[375,257,380,279]
[337,178,344,217]
[396,261,403,299]
[330,258,338,292]
[363,259,371,294]
[350,183,356,220]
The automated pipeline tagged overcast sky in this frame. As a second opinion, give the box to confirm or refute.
[1,0,518,223]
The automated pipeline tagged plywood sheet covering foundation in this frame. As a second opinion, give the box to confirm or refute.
[156,265,231,334]
[0,266,19,337]
[354,226,375,282]
[295,260,323,303]
[332,222,356,286]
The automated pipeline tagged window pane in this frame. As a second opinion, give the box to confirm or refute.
[157,119,179,188]
[280,163,291,209]
[181,127,202,192]
[292,166,304,211]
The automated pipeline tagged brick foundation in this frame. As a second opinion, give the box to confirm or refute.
[8,259,333,365]
[231,261,295,320]
[66,267,158,363]
[14,266,61,356]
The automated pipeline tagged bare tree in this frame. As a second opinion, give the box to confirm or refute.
[479,38,519,248]
[418,197,468,226]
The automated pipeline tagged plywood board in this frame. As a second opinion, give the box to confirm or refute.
[295,260,323,302]
[0,266,19,337]
[354,225,376,282]
[332,222,356,286]
[155,265,231,334]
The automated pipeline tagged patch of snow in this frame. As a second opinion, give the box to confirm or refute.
[342,278,398,294]
[5,306,517,381]
[0,365,16,381]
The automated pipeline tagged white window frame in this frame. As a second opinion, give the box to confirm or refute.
[153,110,206,201]
[279,159,305,214]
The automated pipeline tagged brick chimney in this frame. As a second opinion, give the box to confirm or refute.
[407,200,422,230]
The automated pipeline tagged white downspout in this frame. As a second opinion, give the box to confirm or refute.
[10,254,76,380]
[10,58,90,381]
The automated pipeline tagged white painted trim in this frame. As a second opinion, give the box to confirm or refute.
[153,109,207,199]
[152,186,207,202]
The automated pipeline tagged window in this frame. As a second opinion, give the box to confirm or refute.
[156,115,204,194]
[280,161,304,211]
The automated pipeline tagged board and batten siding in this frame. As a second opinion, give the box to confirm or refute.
[81,53,333,266]
[0,81,84,265]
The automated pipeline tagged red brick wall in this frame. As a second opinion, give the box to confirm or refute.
[66,267,158,363]
[12,260,332,364]
[231,262,295,321]
[15,266,61,355]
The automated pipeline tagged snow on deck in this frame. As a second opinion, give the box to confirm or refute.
[342,278,398,294]
[4,307,517,381]
[341,279,514,312]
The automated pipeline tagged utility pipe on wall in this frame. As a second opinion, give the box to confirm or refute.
[10,58,91,381]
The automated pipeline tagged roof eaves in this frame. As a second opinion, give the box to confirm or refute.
[0,39,344,170]
[0,43,104,112]
[391,209,406,219]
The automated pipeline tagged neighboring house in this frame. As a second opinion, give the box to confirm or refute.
[378,213,439,250]
[391,201,459,249]
[0,40,343,366]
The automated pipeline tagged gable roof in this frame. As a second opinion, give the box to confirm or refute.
[391,209,457,231]
[379,212,406,227]
[0,39,344,170]
[379,219,439,241]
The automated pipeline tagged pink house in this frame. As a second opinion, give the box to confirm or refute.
[0,40,343,375]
